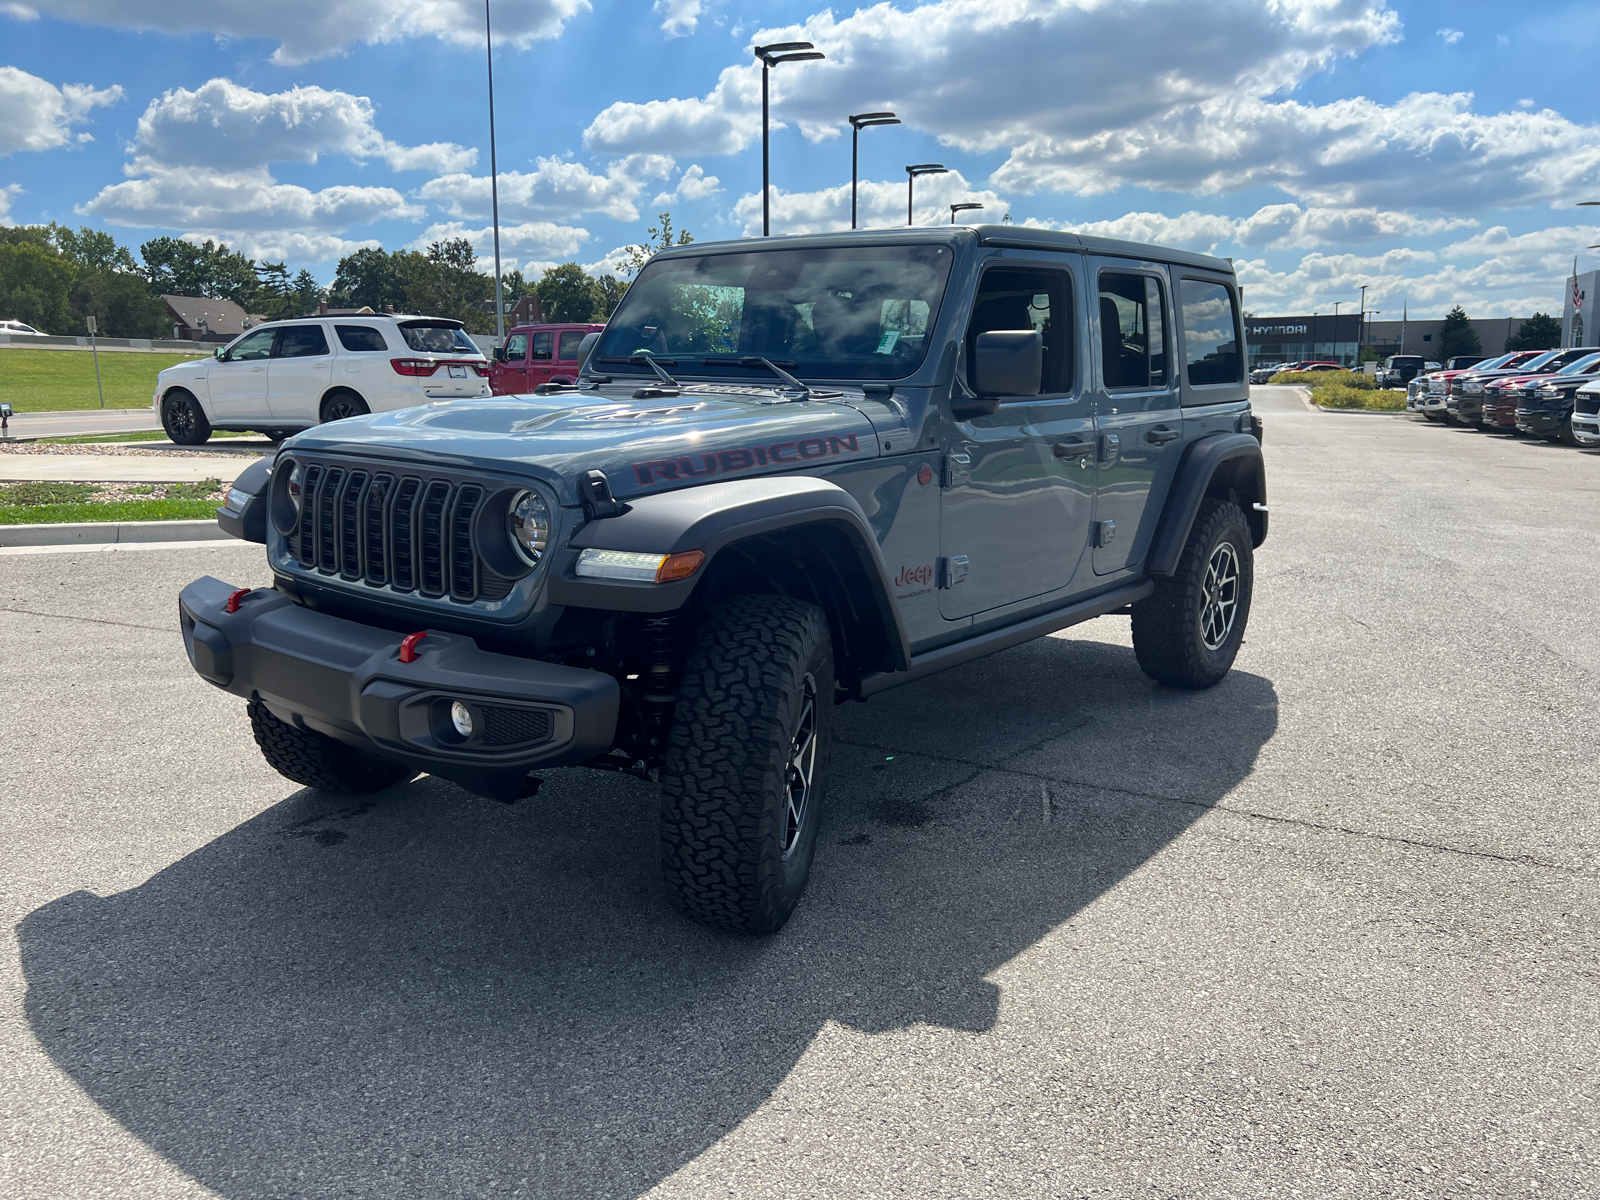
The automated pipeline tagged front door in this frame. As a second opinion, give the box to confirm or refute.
[494,331,529,394]
[206,328,276,420]
[267,323,334,423]
[939,258,1094,620]
[1089,260,1183,575]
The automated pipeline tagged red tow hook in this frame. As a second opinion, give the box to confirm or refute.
[398,631,428,663]
[225,588,252,613]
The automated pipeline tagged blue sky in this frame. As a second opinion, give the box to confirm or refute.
[2,0,1598,318]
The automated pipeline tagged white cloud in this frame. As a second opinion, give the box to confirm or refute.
[1037,204,1477,254]
[0,67,120,157]
[34,0,588,64]
[0,183,20,224]
[732,170,1004,236]
[1437,28,1463,45]
[131,80,475,174]
[419,153,674,223]
[411,219,590,264]
[652,164,720,206]
[654,0,701,37]
[1,3,39,18]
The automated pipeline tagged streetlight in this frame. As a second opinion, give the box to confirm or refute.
[755,42,827,237]
[486,0,504,345]
[905,163,948,226]
[950,202,984,223]
[848,112,899,231]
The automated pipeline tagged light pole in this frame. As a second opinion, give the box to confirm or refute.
[905,163,948,226]
[486,0,504,345]
[754,42,826,237]
[950,202,983,223]
[1357,283,1367,362]
[847,111,899,230]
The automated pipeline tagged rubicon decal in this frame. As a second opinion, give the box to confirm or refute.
[633,433,863,485]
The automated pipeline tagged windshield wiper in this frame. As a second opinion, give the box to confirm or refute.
[705,356,811,397]
[594,354,680,381]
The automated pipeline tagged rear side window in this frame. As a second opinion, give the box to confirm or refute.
[1180,279,1242,386]
[557,330,585,360]
[336,325,388,352]
[399,322,478,354]
[1099,272,1168,389]
[531,332,553,361]
[275,325,329,358]
[503,333,527,361]
[965,266,1075,395]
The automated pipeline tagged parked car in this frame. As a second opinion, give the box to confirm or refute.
[1452,347,1597,427]
[1572,378,1600,446]
[1482,352,1600,434]
[153,314,490,445]
[184,224,1267,934]
[1377,354,1427,388]
[1444,355,1485,371]
[1249,362,1284,384]
[0,319,45,337]
[1514,351,1600,443]
[490,323,606,395]
[1430,351,1541,424]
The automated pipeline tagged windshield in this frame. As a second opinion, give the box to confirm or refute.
[1557,352,1600,375]
[399,322,479,355]
[594,244,955,380]
[1387,357,1424,367]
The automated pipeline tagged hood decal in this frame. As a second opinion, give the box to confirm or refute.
[633,432,865,486]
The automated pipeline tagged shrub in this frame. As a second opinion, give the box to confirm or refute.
[1312,383,1407,411]
[1268,369,1372,388]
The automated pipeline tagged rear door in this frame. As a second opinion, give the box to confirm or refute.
[527,331,555,389]
[267,323,334,423]
[938,255,1094,620]
[206,328,277,419]
[1089,259,1182,575]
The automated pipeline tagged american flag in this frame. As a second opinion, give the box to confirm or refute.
[1575,274,1585,312]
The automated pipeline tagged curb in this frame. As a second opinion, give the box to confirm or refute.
[0,518,231,548]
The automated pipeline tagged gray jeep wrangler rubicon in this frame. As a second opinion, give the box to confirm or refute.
[180,226,1266,934]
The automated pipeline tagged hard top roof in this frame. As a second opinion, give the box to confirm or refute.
[649,224,1236,275]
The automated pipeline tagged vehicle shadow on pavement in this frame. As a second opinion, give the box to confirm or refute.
[19,633,1277,1200]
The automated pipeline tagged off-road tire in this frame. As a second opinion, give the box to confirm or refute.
[1422,411,1445,423]
[162,390,212,446]
[320,390,370,424]
[247,699,414,793]
[1132,498,1254,689]
[659,595,834,934]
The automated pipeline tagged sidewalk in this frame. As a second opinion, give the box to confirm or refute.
[1,408,163,441]
[0,453,249,483]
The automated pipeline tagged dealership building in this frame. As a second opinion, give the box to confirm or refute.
[1244,313,1545,369]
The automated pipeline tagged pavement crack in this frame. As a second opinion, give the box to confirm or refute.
[0,605,168,633]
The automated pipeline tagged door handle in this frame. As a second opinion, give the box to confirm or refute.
[1146,426,1180,444]
[1053,439,1093,458]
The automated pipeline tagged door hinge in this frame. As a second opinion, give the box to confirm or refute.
[942,451,970,488]
[1100,432,1120,463]
[938,555,969,588]
[1094,520,1116,547]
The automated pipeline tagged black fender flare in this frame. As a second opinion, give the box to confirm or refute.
[547,476,912,672]
[1145,432,1266,577]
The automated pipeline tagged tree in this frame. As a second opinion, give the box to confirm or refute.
[0,240,74,331]
[537,263,600,322]
[1504,312,1562,352]
[402,239,493,331]
[1439,305,1481,359]
[595,274,628,318]
[69,269,169,338]
[292,269,324,316]
[139,237,257,303]
[50,225,139,275]
[330,247,401,312]
[254,261,294,320]
[615,211,694,278]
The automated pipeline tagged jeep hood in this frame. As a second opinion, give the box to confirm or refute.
[282,384,911,504]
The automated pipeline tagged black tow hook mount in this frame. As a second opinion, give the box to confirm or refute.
[578,469,630,520]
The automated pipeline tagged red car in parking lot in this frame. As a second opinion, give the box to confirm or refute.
[489,323,605,395]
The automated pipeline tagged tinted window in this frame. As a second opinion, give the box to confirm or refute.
[398,322,477,354]
[504,333,527,361]
[1099,272,1167,389]
[1557,353,1600,374]
[275,324,329,358]
[595,244,954,380]
[530,332,553,361]
[557,330,585,360]
[336,324,388,352]
[224,329,275,361]
[1180,279,1242,386]
[965,266,1073,395]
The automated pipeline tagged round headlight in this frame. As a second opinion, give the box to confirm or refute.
[507,490,551,567]
[286,461,305,516]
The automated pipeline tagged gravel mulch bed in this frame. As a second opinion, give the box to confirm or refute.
[0,443,255,459]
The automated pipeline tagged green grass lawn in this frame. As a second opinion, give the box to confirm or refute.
[0,479,223,524]
[0,347,208,413]
[0,499,219,524]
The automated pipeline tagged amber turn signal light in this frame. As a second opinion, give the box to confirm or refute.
[656,551,705,583]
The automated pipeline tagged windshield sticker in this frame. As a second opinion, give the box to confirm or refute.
[875,330,901,355]
[633,432,864,485]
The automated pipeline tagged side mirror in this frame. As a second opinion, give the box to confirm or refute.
[575,330,602,374]
[494,346,507,362]
[213,347,225,360]
[951,329,1041,420]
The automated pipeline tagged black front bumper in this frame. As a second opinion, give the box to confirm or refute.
[179,576,619,799]
[1515,407,1569,435]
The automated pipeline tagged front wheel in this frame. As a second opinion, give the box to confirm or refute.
[659,595,834,934]
[162,390,212,445]
[1132,499,1254,689]
[1559,414,1582,447]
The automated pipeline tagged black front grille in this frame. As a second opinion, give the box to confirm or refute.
[480,705,553,746]
[1577,395,1599,416]
[287,461,522,605]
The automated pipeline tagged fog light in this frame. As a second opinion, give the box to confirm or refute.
[450,701,474,738]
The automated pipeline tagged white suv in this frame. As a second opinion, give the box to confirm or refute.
[153,315,490,445]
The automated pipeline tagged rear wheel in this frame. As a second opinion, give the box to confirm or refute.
[320,390,370,423]
[248,699,414,793]
[1132,499,1253,689]
[659,595,834,934]
[162,390,212,445]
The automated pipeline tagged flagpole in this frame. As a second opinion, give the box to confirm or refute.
[1401,299,1406,354]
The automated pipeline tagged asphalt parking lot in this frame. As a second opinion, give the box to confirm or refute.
[2,385,1596,1199]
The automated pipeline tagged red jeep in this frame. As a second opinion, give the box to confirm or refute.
[490,323,605,395]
